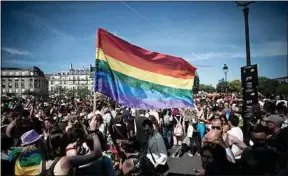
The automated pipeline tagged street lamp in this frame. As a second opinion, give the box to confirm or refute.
[236,1,254,66]
[223,64,228,82]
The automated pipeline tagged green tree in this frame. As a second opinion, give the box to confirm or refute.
[216,80,228,93]
[276,82,288,97]
[193,72,200,94]
[76,86,92,99]
[199,84,216,93]
[258,76,279,96]
[228,80,242,93]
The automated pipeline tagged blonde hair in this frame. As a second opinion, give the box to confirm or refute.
[22,144,38,154]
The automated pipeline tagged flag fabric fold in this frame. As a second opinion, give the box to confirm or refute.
[95,28,197,109]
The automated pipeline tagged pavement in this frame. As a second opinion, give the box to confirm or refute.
[165,153,202,176]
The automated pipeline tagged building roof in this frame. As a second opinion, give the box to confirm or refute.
[45,74,53,79]
[273,76,288,80]
[1,66,42,71]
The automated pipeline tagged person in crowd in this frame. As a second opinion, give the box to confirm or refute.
[198,142,241,176]
[111,114,128,141]
[143,119,168,174]
[1,134,14,175]
[227,114,244,161]
[160,109,173,150]
[39,116,103,175]
[134,109,149,151]
[240,125,279,175]
[188,108,201,157]
[75,133,115,176]
[210,118,247,161]
[263,114,288,170]
[149,115,160,131]
[216,102,226,116]
[171,112,184,158]
[120,141,158,176]
[196,104,206,139]
[202,129,235,163]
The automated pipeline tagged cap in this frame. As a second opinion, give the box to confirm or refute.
[263,114,285,127]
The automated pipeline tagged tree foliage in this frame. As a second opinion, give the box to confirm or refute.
[276,83,288,97]
[258,77,279,97]
[228,80,242,93]
[216,81,228,93]
[258,76,288,97]
[51,86,92,99]
[199,84,216,93]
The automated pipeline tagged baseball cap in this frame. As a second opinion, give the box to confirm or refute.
[263,114,285,127]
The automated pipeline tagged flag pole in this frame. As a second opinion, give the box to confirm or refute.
[93,29,99,118]
[93,91,96,118]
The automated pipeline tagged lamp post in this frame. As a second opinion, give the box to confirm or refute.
[223,64,228,82]
[223,64,228,92]
[236,1,254,66]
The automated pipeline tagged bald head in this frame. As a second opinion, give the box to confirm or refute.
[202,129,221,144]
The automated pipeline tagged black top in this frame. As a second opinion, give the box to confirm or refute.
[205,160,241,176]
[241,145,279,175]
[135,116,149,148]
[112,124,127,140]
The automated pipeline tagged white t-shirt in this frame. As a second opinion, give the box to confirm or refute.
[227,127,243,159]
[276,100,287,107]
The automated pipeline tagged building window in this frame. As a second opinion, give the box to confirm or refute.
[2,84,5,88]
[1,78,5,82]
[51,81,53,84]
[29,83,33,88]
[15,82,19,88]
[34,80,38,88]
[8,84,12,88]
[21,82,25,87]
[2,71,6,76]
[21,78,25,82]
[30,72,34,76]
[16,72,20,76]
[9,72,13,76]
[8,78,12,82]
[16,89,19,93]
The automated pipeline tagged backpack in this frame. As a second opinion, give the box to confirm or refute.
[173,116,183,137]
[39,157,61,176]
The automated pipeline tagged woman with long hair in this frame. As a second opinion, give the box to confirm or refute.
[39,116,103,175]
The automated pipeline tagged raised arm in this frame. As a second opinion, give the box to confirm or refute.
[61,116,103,172]
[228,134,247,150]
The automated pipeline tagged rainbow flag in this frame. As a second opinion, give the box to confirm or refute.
[95,28,197,109]
[9,148,42,175]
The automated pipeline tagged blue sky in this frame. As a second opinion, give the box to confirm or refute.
[1,1,287,86]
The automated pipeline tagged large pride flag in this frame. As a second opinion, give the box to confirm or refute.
[95,28,197,109]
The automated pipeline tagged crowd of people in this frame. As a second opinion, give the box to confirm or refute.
[1,92,288,176]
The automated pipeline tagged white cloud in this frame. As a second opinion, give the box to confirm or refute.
[184,39,287,62]
[13,11,72,38]
[2,59,44,66]
[2,47,32,56]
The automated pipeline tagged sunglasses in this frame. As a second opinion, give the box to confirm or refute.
[211,126,222,130]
